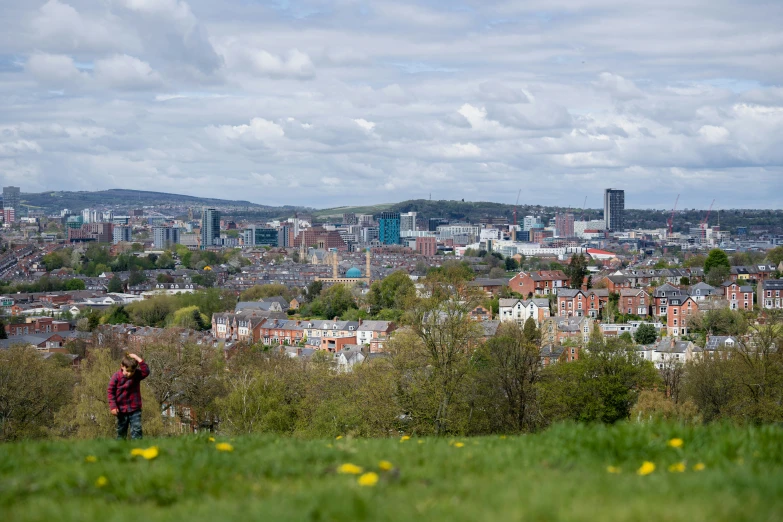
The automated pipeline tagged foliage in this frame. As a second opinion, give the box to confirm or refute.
[635,323,658,345]
[240,284,299,303]
[766,246,783,267]
[704,249,731,283]
[0,346,74,441]
[367,270,415,315]
[65,278,86,291]
[538,335,660,424]
[705,265,731,287]
[107,275,123,293]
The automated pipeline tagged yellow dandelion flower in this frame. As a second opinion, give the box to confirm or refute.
[378,460,394,471]
[400,435,411,442]
[85,455,98,463]
[358,472,379,487]
[668,462,686,473]
[95,476,109,488]
[637,461,656,476]
[336,435,343,440]
[453,442,465,448]
[208,437,215,442]
[668,438,684,449]
[337,463,363,475]
[215,443,234,452]
[130,448,144,456]
[417,440,424,444]
[693,462,706,471]
[606,466,621,474]
[130,447,159,460]
[499,435,507,440]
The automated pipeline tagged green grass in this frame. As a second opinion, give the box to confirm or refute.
[2,423,783,522]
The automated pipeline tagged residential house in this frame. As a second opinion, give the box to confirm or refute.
[542,316,594,347]
[653,283,686,319]
[722,281,754,311]
[557,289,608,318]
[498,298,551,326]
[688,282,721,302]
[356,320,396,352]
[508,270,569,296]
[758,279,783,310]
[666,296,698,337]
[619,288,650,316]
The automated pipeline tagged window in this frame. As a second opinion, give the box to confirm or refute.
[673,319,678,326]
[673,309,678,315]
[732,293,737,300]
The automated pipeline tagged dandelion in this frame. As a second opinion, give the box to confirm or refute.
[606,466,621,474]
[95,476,109,488]
[668,438,684,449]
[358,472,379,487]
[338,463,363,475]
[499,435,507,440]
[379,460,394,471]
[400,435,411,442]
[336,435,343,440]
[130,447,159,460]
[453,442,465,448]
[637,461,656,476]
[208,437,215,442]
[85,455,98,463]
[417,440,424,444]
[693,462,706,471]
[668,462,686,473]
[215,443,234,452]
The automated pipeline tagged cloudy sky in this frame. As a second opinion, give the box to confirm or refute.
[1,0,782,209]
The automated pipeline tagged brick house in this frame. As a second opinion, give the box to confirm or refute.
[666,296,698,337]
[653,283,686,319]
[556,289,608,318]
[508,270,569,297]
[356,320,396,352]
[619,288,650,316]
[722,281,754,311]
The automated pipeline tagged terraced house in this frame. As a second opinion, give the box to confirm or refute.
[498,298,551,326]
[508,270,568,296]
[758,279,783,310]
[556,289,609,318]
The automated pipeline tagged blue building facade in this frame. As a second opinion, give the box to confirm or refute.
[378,212,401,245]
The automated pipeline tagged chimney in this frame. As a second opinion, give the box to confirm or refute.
[333,316,339,321]
[358,319,363,326]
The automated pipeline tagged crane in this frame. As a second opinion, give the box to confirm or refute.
[701,199,715,228]
[667,194,679,237]
[581,195,588,221]
[512,189,521,241]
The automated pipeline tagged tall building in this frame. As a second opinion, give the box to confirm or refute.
[153,226,181,249]
[523,215,541,231]
[416,237,437,257]
[278,225,291,247]
[555,213,575,237]
[400,212,417,234]
[243,225,278,247]
[378,212,401,245]
[2,186,20,221]
[604,189,625,231]
[200,208,220,249]
[113,225,132,244]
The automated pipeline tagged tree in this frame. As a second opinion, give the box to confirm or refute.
[488,267,507,279]
[107,274,123,293]
[504,257,519,271]
[704,249,731,280]
[537,336,660,424]
[0,318,6,340]
[367,271,415,315]
[635,323,658,345]
[305,280,323,303]
[476,322,542,432]
[65,278,86,291]
[522,317,541,345]
[766,246,783,267]
[318,284,357,319]
[240,284,298,303]
[0,346,74,441]
[565,254,588,290]
[105,305,131,325]
[705,265,731,287]
[128,269,147,287]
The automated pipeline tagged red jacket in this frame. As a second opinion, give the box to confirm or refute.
[107,361,150,413]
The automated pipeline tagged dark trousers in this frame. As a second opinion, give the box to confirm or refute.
[116,410,143,440]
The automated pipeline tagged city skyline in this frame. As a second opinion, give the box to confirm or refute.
[1,1,782,208]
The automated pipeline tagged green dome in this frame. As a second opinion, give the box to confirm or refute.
[346,267,363,278]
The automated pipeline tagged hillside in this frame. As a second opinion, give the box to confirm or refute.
[2,422,782,521]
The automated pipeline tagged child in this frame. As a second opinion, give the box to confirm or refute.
[108,353,150,440]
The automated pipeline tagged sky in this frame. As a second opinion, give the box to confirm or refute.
[1,0,782,210]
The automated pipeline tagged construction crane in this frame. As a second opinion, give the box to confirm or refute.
[512,189,521,241]
[667,194,680,237]
[701,199,715,228]
[581,195,588,220]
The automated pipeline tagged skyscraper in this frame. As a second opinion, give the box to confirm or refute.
[2,186,20,221]
[200,208,220,249]
[400,212,417,234]
[154,226,181,249]
[555,213,575,237]
[378,212,401,245]
[604,189,625,231]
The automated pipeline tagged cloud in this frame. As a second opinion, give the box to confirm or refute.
[220,44,316,79]
[595,72,644,100]
[25,53,85,86]
[94,54,163,90]
[353,119,375,132]
[206,118,285,146]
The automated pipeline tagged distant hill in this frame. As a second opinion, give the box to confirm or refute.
[19,189,308,218]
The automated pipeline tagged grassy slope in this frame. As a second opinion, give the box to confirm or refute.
[2,423,782,522]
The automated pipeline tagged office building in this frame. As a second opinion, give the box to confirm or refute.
[154,226,181,249]
[278,225,291,247]
[400,212,417,234]
[378,211,401,245]
[555,213,575,237]
[416,237,437,257]
[604,189,625,231]
[243,225,278,247]
[2,186,20,221]
[113,225,132,244]
[200,208,220,249]
[523,215,542,231]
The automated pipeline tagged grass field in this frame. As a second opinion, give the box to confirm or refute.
[2,422,782,522]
